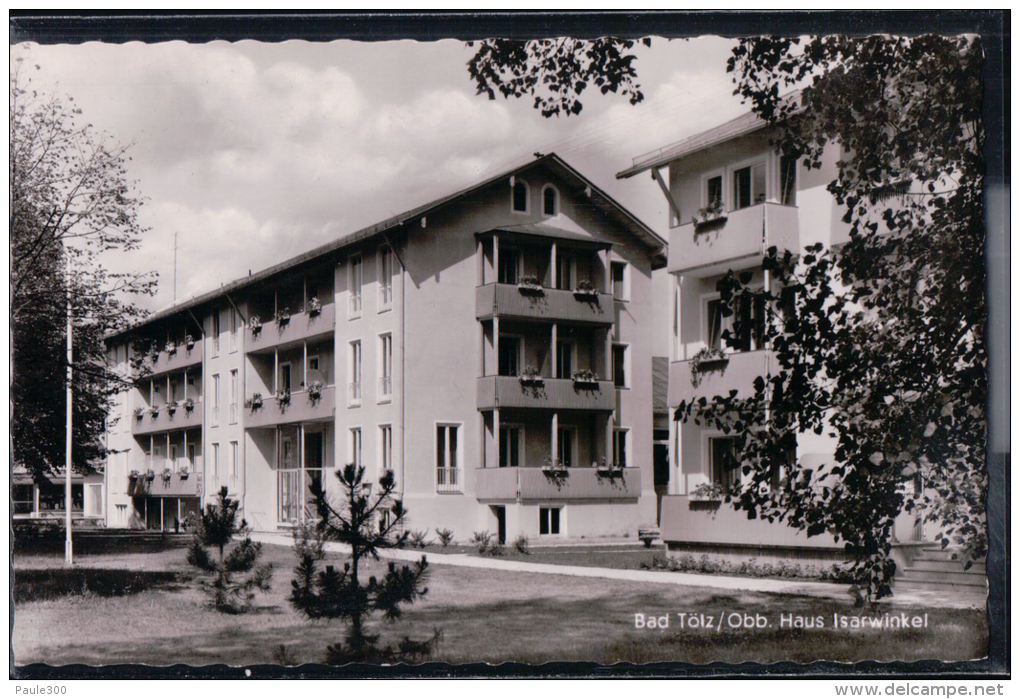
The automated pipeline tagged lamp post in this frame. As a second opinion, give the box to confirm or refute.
[65,255,73,566]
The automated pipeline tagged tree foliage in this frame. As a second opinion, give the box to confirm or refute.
[10,56,156,480]
[186,486,273,614]
[290,464,436,665]
[678,35,986,601]
[467,38,649,117]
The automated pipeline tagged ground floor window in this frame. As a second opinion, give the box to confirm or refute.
[436,423,461,492]
[539,506,561,536]
[87,483,103,516]
[12,484,33,515]
[278,469,301,524]
[709,436,741,491]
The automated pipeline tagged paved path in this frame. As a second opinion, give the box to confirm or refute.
[251,532,985,610]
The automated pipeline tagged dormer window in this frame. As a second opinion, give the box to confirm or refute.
[512,180,529,213]
[542,184,559,216]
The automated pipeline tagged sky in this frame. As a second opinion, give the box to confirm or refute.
[13,37,751,316]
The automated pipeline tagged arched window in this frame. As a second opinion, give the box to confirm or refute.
[512,180,529,213]
[542,184,559,216]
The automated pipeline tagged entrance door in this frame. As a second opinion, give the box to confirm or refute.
[492,505,506,545]
[304,431,324,518]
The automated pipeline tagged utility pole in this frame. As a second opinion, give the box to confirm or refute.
[65,256,73,566]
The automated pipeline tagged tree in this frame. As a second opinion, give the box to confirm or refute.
[467,38,649,117]
[186,486,273,614]
[10,55,156,482]
[289,464,436,665]
[467,35,987,601]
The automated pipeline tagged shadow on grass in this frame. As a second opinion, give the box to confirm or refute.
[14,568,191,603]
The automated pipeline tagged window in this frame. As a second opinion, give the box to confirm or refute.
[498,336,520,376]
[170,444,179,470]
[211,373,220,425]
[169,377,180,403]
[87,483,103,517]
[706,294,765,352]
[613,428,629,467]
[709,436,741,491]
[555,252,573,290]
[212,310,221,354]
[212,442,220,481]
[378,247,394,309]
[229,307,238,352]
[436,423,461,492]
[612,344,628,388]
[512,179,529,213]
[349,340,362,404]
[308,355,319,373]
[706,174,723,209]
[350,427,362,467]
[780,154,797,206]
[349,255,363,316]
[229,369,238,424]
[379,333,393,400]
[539,507,561,536]
[187,443,196,471]
[611,261,628,301]
[542,184,558,216]
[277,432,299,524]
[733,162,767,210]
[230,441,238,482]
[380,425,393,473]
[499,425,522,468]
[279,362,292,393]
[557,426,574,467]
[556,341,573,379]
[498,248,520,285]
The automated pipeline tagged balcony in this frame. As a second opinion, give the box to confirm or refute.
[668,349,778,406]
[140,342,202,377]
[247,303,335,354]
[245,386,336,428]
[668,202,799,277]
[475,284,613,325]
[475,466,642,501]
[132,400,203,436]
[128,470,204,498]
[476,376,615,411]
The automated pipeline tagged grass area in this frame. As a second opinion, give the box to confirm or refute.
[417,541,658,570]
[13,543,988,667]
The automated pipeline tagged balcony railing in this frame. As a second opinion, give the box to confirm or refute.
[139,341,202,377]
[477,375,615,411]
[246,303,336,354]
[378,376,392,400]
[667,202,800,277]
[436,467,462,494]
[475,283,613,325]
[668,349,778,406]
[128,469,204,498]
[245,385,336,428]
[348,381,361,404]
[475,466,641,501]
[132,399,203,435]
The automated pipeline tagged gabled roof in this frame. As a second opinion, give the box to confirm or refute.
[108,153,665,340]
[616,90,803,179]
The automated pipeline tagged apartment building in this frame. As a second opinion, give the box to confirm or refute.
[104,153,666,543]
[617,106,925,565]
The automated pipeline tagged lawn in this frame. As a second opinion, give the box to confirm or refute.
[12,543,988,667]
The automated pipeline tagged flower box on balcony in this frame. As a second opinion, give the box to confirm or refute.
[308,381,323,402]
[185,334,195,351]
[688,482,725,502]
[150,405,160,418]
[517,276,544,295]
[518,367,544,387]
[571,370,600,388]
[276,389,291,407]
[249,314,263,336]
[692,201,727,232]
[572,281,600,299]
[179,470,190,480]
[276,308,291,326]
[183,397,195,413]
[167,401,178,416]
[307,297,322,317]
[245,393,263,412]
[165,342,177,356]
[145,469,156,482]
[134,408,145,421]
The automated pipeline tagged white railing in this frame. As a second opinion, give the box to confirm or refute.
[349,293,362,315]
[436,468,461,493]
[348,381,361,403]
[380,284,393,307]
[378,376,392,398]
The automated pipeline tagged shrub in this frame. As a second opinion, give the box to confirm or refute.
[513,535,531,555]
[487,543,505,557]
[435,528,454,548]
[471,530,493,554]
[646,552,856,583]
[410,529,430,549]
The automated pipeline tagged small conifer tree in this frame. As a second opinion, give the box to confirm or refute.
[289,464,436,664]
[187,486,272,613]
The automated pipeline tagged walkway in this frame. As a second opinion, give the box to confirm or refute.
[250,532,986,610]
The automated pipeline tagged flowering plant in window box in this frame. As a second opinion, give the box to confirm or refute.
[689,346,728,387]
[689,482,725,502]
[185,334,195,351]
[516,276,544,295]
[276,307,291,326]
[275,388,291,407]
[167,400,178,416]
[245,393,263,412]
[183,397,195,413]
[541,458,569,483]
[307,296,322,316]
[145,469,156,482]
[249,314,262,336]
[518,366,544,386]
[134,407,145,420]
[129,469,140,480]
[691,200,727,231]
[572,279,599,299]
[595,457,624,477]
[161,467,173,483]
[308,380,323,402]
[150,405,160,418]
[165,341,177,356]
[571,369,600,387]
[179,470,189,479]
[151,349,161,364]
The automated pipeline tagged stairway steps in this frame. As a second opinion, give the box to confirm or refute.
[908,559,986,573]
[895,578,987,591]
[897,569,987,586]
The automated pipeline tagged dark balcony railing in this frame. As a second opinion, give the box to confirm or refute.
[245,385,336,428]
[132,400,203,435]
[476,283,613,325]
[475,466,641,501]
[247,303,335,353]
[139,341,202,377]
[476,375,615,411]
